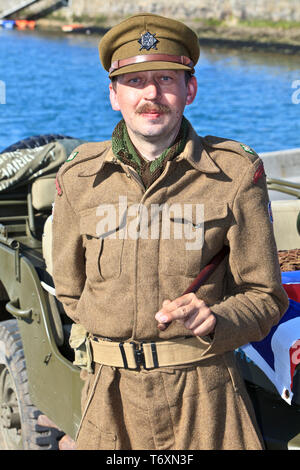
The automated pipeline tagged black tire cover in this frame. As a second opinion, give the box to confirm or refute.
[0,134,85,192]
[0,134,74,154]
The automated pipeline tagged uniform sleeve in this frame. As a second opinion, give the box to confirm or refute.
[52,171,86,323]
[203,158,289,356]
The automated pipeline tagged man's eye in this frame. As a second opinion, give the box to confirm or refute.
[161,76,172,81]
[128,77,140,84]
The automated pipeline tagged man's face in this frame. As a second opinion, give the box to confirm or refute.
[109,70,197,142]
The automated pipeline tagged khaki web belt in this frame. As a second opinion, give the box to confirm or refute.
[90,336,206,369]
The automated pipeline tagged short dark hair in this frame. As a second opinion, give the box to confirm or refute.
[111,75,118,90]
[184,71,193,84]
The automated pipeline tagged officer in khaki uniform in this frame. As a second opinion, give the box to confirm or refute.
[52,13,289,450]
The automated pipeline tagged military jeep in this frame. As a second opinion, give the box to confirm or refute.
[0,135,300,450]
[0,135,84,450]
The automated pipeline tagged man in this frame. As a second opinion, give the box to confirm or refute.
[52,13,288,450]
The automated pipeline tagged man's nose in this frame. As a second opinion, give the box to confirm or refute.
[143,80,161,100]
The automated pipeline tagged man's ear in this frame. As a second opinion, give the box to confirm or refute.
[109,82,120,111]
[186,75,197,106]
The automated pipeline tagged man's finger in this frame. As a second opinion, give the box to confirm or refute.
[155,300,195,325]
[190,314,216,337]
[166,293,195,310]
[157,293,194,318]
[156,299,172,330]
[184,305,211,330]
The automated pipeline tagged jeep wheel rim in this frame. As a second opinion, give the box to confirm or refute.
[0,366,22,449]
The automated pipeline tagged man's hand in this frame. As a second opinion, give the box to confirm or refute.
[155,293,216,336]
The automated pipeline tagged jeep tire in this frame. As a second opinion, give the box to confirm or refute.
[0,320,63,450]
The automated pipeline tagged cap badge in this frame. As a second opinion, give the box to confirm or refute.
[138,32,158,51]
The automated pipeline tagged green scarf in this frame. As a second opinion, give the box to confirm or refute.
[111,117,188,188]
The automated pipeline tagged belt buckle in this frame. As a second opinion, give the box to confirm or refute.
[118,341,145,369]
[131,341,159,369]
[119,341,159,369]
[131,341,146,369]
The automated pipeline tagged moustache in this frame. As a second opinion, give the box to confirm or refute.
[136,103,171,115]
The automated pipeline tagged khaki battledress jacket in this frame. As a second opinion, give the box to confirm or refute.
[52,121,288,450]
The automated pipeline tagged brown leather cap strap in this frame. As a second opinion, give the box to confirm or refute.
[109,54,194,73]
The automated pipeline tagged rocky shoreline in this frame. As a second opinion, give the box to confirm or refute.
[30,18,300,54]
[192,23,300,54]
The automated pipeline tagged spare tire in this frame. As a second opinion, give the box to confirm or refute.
[0,320,63,449]
[0,134,85,193]
[0,134,75,155]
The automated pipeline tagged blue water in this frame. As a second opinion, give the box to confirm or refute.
[0,29,300,153]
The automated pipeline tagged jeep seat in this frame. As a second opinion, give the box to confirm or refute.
[31,175,56,275]
[31,174,56,212]
[32,177,72,347]
[271,199,300,250]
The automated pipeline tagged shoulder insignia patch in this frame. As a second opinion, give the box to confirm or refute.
[66,151,79,162]
[253,161,265,184]
[268,201,273,223]
[240,144,256,155]
[55,175,62,196]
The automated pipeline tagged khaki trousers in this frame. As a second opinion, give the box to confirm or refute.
[75,359,264,450]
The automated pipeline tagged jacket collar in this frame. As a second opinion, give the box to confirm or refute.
[78,146,116,177]
[78,121,220,177]
[176,122,220,174]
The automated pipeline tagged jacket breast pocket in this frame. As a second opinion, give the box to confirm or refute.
[80,208,124,282]
[159,203,229,278]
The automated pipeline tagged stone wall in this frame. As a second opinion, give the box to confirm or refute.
[1,0,300,22]
[0,0,72,19]
[68,0,300,23]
